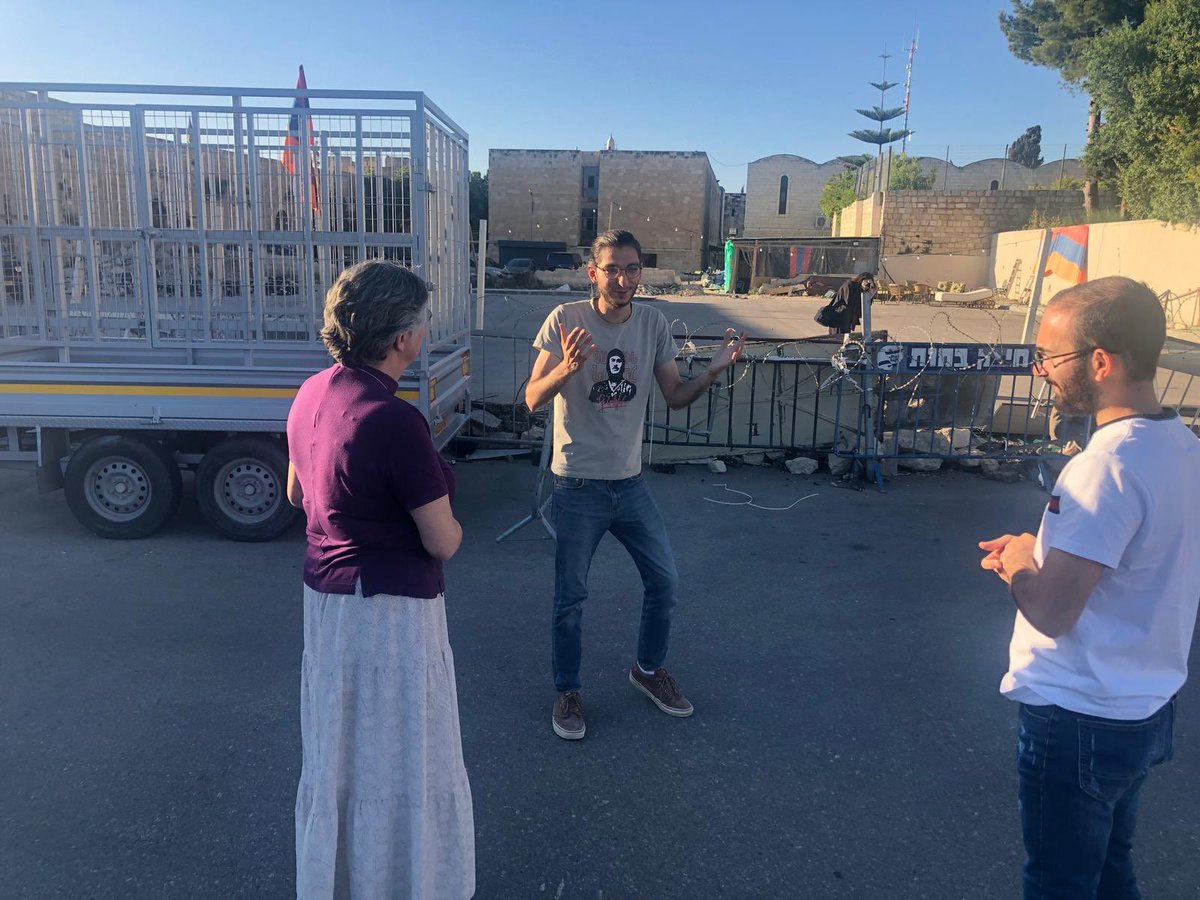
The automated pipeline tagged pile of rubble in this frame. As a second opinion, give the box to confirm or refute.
[752,275,828,298]
[462,403,1037,485]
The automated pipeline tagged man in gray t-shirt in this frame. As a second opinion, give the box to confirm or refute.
[526,229,745,741]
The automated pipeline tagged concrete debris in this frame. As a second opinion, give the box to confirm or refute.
[936,427,976,453]
[785,456,819,476]
[898,456,943,473]
[892,429,953,456]
[708,459,727,474]
[980,458,1022,483]
[554,283,572,292]
[741,452,767,466]
[827,453,853,476]
[469,409,502,430]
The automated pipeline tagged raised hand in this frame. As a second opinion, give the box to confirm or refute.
[558,322,595,375]
[708,327,748,374]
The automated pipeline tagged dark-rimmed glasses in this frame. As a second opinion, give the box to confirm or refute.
[1031,347,1095,375]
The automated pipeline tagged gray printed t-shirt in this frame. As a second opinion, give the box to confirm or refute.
[533,300,678,479]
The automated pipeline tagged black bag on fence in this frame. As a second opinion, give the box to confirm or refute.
[813,301,844,328]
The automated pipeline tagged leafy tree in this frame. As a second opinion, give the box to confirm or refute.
[820,168,860,221]
[1008,125,1045,168]
[888,153,936,190]
[469,171,488,238]
[1082,0,1200,222]
[999,0,1147,210]
[1000,0,1145,82]
[837,154,872,169]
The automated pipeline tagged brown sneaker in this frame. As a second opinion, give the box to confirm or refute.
[552,691,586,740]
[629,666,694,717]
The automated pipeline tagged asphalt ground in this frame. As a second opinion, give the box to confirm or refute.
[2,462,1198,899]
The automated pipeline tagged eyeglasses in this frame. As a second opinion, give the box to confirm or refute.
[595,264,643,278]
[1031,347,1095,374]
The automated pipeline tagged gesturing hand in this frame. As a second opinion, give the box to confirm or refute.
[979,533,1037,585]
[559,323,595,375]
[708,327,748,375]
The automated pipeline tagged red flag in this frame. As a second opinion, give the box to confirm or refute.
[282,65,319,211]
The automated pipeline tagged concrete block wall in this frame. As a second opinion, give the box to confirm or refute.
[487,150,583,254]
[880,189,1083,256]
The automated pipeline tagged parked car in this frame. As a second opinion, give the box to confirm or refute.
[502,258,536,276]
[544,251,583,271]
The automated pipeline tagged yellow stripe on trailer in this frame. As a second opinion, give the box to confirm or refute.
[0,383,420,402]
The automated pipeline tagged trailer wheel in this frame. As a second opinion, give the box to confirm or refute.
[64,435,183,539]
[195,437,298,542]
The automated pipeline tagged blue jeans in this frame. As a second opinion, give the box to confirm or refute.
[551,474,678,693]
[1017,698,1176,900]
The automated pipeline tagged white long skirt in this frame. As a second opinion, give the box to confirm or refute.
[295,584,475,899]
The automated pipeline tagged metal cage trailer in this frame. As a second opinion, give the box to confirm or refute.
[0,83,472,540]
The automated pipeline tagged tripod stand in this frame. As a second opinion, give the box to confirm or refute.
[496,411,556,543]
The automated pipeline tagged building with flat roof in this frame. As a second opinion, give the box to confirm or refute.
[487,147,723,272]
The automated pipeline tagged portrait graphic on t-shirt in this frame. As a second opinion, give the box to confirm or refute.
[589,347,638,410]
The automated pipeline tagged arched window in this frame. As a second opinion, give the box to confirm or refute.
[989,179,999,191]
[778,175,789,215]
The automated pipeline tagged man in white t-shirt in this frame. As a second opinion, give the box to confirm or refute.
[979,276,1200,899]
[526,230,746,741]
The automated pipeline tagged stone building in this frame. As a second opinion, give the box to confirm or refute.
[854,154,1084,193]
[743,155,850,238]
[487,147,723,272]
[742,153,1087,241]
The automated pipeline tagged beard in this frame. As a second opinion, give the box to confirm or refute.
[1053,364,1099,417]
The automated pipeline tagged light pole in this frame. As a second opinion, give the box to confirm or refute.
[529,188,535,240]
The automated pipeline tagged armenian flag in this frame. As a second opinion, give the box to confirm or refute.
[1044,224,1087,284]
[282,65,319,211]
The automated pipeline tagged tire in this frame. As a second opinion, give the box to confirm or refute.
[64,435,183,539]
[195,436,298,542]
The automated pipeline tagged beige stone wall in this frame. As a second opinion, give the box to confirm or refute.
[992,221,1200,328]
[487,148,718,272]
[743,155,847,237]
[601,151,713,272]
[487,149,583,250]
[878,254,992,290]
[877,190,1083,256]
[834,193,883,238]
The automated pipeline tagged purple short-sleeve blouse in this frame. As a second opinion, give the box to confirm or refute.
[286,364,454,599]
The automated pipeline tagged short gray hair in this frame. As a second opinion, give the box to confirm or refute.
[320,260,429,365]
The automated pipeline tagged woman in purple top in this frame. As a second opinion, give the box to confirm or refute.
[286,261,474,899]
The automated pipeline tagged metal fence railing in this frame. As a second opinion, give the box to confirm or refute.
[462,334,1200,475]
[464,332,842,454]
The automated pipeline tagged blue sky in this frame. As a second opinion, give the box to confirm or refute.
[1,0,1089,189]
